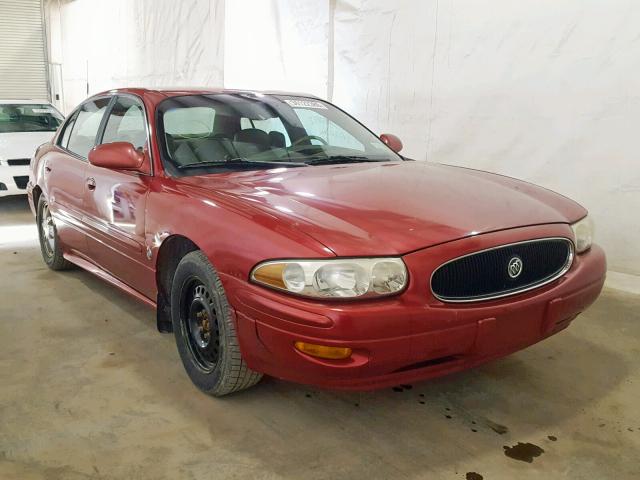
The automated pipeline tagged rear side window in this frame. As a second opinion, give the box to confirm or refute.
[240,117,291,146]
[101,96,147,149]
[66,98,111,158]
[59,111,78,149]
[164,107,215,136]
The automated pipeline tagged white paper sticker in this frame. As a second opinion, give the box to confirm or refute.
[284,99,327,110]
[31,108,54,114]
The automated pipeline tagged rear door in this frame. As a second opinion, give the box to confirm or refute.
[43,97,111,255]
[82,94,155,297]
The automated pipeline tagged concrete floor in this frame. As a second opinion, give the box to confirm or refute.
[0,195,638,480]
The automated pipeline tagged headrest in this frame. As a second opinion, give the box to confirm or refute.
[234,128,270,147]
[268,131,286,148]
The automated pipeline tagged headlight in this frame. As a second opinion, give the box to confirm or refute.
[571,215,594,253]
[251,258,408,298]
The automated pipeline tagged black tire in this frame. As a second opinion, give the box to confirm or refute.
[170,251,262,396]
[36,195,73,271]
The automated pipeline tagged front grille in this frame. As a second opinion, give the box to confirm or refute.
[7,158,30,166]
[431,238,573,302]
[13,176,28,189]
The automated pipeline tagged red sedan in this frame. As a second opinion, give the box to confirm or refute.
[27,88,606,395]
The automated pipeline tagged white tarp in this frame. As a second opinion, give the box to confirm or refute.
[224,0,330,97]
[45,0,640,276]
[48,0,225,111]
[331,0,640,277]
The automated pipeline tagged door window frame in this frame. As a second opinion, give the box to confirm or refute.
[95,93,155,176]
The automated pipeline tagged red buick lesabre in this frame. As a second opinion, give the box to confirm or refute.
[28,88,606,395]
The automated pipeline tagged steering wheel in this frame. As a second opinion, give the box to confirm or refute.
[291,135,329,147]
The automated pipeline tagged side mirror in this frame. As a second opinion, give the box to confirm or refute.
[380,133,403,153]
[88,142,145,171]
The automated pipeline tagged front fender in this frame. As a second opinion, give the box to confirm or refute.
[145,181,334,286]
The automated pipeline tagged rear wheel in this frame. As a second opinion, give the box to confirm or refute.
[36,196,73,270]
[170,251,262,396]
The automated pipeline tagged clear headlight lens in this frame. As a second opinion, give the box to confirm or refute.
[251,258,408,298]
[571,215,594,253]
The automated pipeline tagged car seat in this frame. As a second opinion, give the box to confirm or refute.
[233,128,271,157]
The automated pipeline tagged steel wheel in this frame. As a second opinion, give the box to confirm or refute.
[36,195,73,271]
[40,201,55,258]
[170,250,262,395]
[180,278,221,373]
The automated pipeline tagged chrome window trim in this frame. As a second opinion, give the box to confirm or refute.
[430,237,575,303]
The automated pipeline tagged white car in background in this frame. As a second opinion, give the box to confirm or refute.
[0,100,63,197]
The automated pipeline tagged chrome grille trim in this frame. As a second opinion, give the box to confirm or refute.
[430,237,575,303]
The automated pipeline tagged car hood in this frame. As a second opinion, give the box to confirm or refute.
[0,132,55,160]
[178,161,586,256]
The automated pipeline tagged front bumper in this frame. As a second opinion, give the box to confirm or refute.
[0,164,30,197]
[225,224,606,390]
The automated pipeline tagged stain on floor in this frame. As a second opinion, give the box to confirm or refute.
[485,419,509,435]
[503,442,545,463]
[465,473,483,480]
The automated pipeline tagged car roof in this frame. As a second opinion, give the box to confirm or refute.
[93,87,320,101]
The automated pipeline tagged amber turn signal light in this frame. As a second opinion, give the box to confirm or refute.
[252,263,287,289]
[294,342,352,360]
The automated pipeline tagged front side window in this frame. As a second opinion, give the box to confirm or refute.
[66,97,111,158]
[156,93,402,176]
[0,104,63,133]
[102,96,147,149]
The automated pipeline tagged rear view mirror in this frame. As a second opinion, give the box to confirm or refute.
[380,133,403,153]
[88,142,145,171]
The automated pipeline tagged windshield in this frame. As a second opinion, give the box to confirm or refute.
[0,104,63,133]
[156,93,403,175]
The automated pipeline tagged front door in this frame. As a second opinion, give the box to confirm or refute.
[82,95,155,297]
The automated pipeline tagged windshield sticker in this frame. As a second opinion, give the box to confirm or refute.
[284,99,327,110]
[31,108,54,114]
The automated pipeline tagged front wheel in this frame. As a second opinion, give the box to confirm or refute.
[170,251,262,396]
[36,195,73,270]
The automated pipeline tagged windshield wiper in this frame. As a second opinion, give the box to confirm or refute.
[304,155,386,166]
[177,157,307,169]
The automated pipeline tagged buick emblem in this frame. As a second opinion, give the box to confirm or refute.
[507,256,523,279]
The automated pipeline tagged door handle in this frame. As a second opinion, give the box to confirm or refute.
[86,177,96,190]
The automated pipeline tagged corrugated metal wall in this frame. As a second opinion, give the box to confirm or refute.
[0,0,49,100]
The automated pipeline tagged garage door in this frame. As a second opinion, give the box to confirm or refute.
[0,0,49,100]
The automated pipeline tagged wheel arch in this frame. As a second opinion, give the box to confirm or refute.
[155,234,200,333]
[32,184,43,208]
